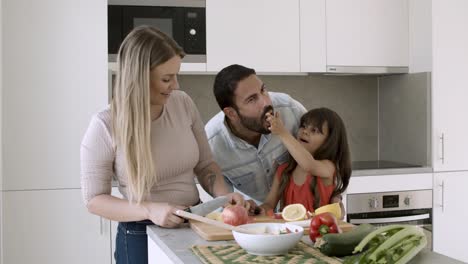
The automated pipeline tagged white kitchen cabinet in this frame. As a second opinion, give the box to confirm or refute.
[206,0,300,73]
[299,0,326,72]
[2,0,108,190]
[2,189,111,264]
[431,0,468,172]
[326,0,409,69]
[433,171,468,262]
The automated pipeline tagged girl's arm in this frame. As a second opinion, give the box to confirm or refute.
[266,112,335,180]
[260,170,282,213]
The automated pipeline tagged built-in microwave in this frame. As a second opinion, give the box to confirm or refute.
[108,4,206,62]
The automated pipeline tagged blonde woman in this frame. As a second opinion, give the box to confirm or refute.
[80,26,244,264]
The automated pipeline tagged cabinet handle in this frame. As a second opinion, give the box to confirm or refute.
[439,133,445,164]
[100,216,103,235]
[437,181,445,212]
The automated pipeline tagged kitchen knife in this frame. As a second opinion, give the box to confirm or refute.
[185,196,229,216]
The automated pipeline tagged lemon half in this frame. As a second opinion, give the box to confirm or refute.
[314,203,342,219]
[281,204,307,221]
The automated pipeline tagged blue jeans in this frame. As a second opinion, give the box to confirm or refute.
[115,220,153,264]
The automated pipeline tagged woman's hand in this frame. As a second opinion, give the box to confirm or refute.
[143,202,186,228]
[266,112,288,136]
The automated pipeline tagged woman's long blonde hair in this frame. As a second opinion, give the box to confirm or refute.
[111,26,185,204]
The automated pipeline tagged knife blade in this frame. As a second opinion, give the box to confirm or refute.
[185,196,229,216]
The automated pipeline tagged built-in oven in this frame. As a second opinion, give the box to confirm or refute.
[347,189,432,250]
[108,3,206,63]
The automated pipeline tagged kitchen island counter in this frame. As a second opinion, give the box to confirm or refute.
[147,224,464,264]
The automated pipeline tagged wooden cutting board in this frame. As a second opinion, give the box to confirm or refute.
[190,216,355,241]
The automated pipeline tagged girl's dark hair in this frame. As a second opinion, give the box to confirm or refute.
[278,107,352,210]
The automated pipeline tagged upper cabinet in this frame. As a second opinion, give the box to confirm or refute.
[325,0,409,73]
[2,0,108,190]
[431,0,468,172]
[299,0,326,72]
[206,0,300,73]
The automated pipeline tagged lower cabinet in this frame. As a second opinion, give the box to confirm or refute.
[433,171,468,263]
[2,189,111,264]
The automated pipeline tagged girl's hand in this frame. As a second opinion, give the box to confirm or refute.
[224,192,245,207]
[266,112,288,136]
[144,202,186,228]
[246,199,264,216]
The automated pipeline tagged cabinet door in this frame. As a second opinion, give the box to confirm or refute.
[206,0,300,72]
[3,189,111,264]
[432,0,468,172]
[2,0,108,190]
[299,0,326,72]
[326,0,408,67]
[433,172,468,262]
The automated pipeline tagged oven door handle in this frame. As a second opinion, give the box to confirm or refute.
[349,213,431,224]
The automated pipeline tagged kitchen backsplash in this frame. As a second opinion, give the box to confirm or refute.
[179,74,378,162]
[378,72,431,167]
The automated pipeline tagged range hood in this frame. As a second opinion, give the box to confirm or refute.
[326,66,409,74]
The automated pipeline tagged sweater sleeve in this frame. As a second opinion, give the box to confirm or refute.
[182,94,214,175]
[80,113,114,205]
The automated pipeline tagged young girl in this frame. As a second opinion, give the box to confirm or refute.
[261,107,351,214]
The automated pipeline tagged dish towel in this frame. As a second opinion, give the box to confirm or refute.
[191,241,342,264]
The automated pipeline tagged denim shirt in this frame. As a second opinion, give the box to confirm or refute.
[205,92,306,203]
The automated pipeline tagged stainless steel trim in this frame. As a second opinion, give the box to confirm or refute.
[327,66,409,74]
[108,0,205,8]
[109,54,206,63]
[347,189,432,214]
[182,54,206,63]
[349,213,430,224]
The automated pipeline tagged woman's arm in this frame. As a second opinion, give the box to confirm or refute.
[196,162,245,206]
[266,112,335,179]
[87,194,185,227]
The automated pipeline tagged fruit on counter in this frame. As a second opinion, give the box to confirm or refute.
[281,203,307,221]
[343,225,427,264]
[314,202,342,220]
[221,205,248,226]
[315,223,375,257]
[309,212,342,242]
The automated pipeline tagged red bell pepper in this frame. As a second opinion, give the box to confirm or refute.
[309,212,342,242]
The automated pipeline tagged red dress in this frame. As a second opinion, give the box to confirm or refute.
[276,163,335,213]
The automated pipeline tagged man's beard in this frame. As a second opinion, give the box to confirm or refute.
[237,105,274,134]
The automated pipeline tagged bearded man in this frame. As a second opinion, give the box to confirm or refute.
[205,64,307,205]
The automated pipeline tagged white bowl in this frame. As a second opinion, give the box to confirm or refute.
[232,223,304,256]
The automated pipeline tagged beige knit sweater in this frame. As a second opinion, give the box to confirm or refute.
[80,90,213,206]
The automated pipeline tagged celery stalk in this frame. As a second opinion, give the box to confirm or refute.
[353,225,406,254]
[368,226,425,262]
[394,235,427,264]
